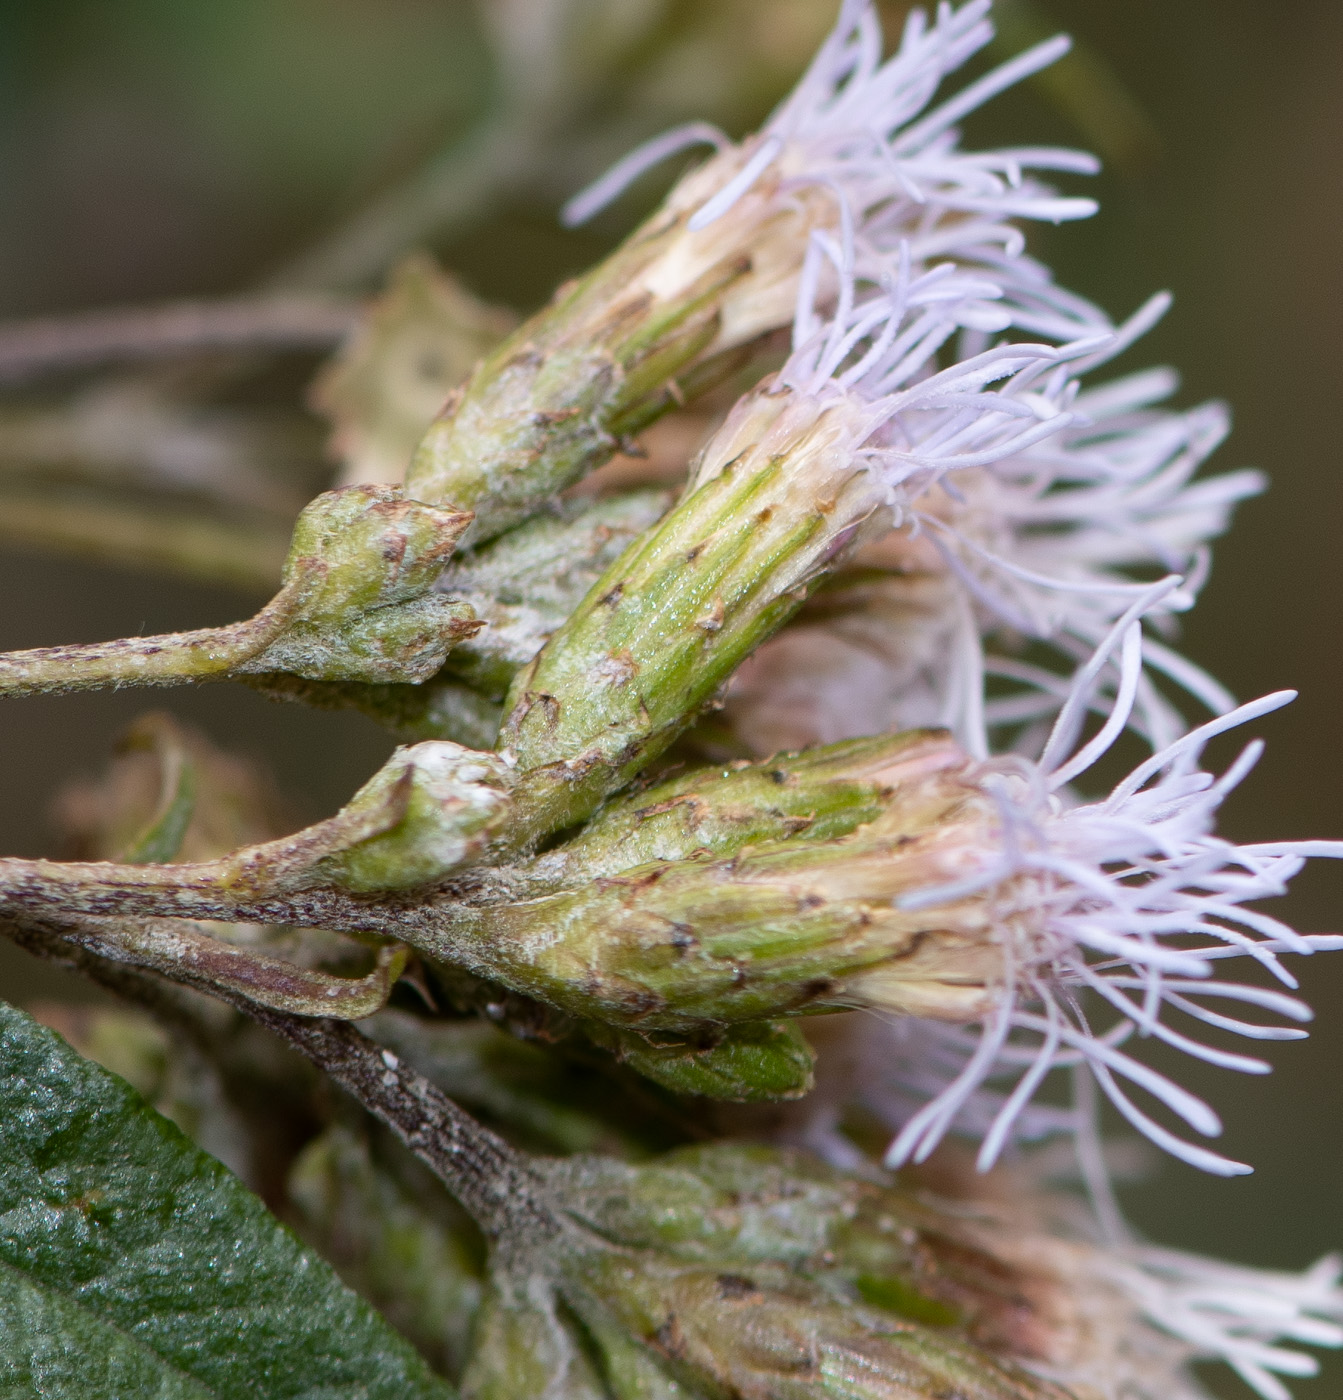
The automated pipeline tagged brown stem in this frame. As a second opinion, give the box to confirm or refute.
[0,757,415,924]
[244,1004,559,1247]
[0,909,560,1248]
[17,910,410,1019]
[0,850,430,938]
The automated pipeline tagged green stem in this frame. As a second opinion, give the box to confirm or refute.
[0,565,315,697]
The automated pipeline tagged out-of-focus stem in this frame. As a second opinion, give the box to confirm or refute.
[0,294,359,385]
[0,487,291,592]
[270,112,536,293]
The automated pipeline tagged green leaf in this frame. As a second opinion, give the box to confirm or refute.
[0,999,456,1400]
[0,1261,212,1399]
[599,1021,815,1102]
[121,749,196,865]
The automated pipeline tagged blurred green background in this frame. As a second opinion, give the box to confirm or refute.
[0,3,1338,1395]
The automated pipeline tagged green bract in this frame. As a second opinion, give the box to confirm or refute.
[240,483,480,685]
[404,731,997,1048]
[501,397,893,845]
[404,235,751,547]
[463,1143,1069,1400]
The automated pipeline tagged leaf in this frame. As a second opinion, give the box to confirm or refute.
[598,1020,816,1101]
[120,723,197,865]
[0,999,456,1400]
[0,1262,212,1399]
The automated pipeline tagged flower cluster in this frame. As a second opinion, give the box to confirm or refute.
[3,5,1341,1400]
[567,3,1343,1395]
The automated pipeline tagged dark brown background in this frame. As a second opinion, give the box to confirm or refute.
[0,4,1337,1394]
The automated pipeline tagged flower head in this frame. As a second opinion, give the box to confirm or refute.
[912,308,1262,758]
[563,0,1097,354]
[840,601,1343,1180]
[721,285,1261,763]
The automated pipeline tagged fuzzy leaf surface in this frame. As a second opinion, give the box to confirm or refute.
[0,998,455,1400]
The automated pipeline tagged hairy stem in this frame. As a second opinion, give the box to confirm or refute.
[0,851,421,931]
[1,909,562,1250]
[0,563,315,697]
[246,1006,560,1248]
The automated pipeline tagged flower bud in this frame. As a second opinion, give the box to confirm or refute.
[242,489,674,749]
[321,742,514,893]
[499,386,896,846]
[527,728,960,893]
[547,1141,1343,1400]
[240,483,481,685]
[470,1142,1073,1400]
[719,354,1258,763]
[459,1137,1343,1400]
[405,245,759,547]
[0,484,480,697]
[414,733,1001,1039]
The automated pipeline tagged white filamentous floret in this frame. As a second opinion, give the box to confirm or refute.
[1102,1247,1343,1400]
[675,228,1102,567]
[573,3,1264,769]
[724,269,1262,763]
[567,0,1097,230]
[875,596,1343,1180]
[909,296,1263,758]
[562,1,1099,354]
[568,3,1256,759]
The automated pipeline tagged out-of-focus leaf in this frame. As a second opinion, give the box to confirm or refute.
[289,1121,484,1382]
[0,999,456,1400]
[310,254,516,488]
